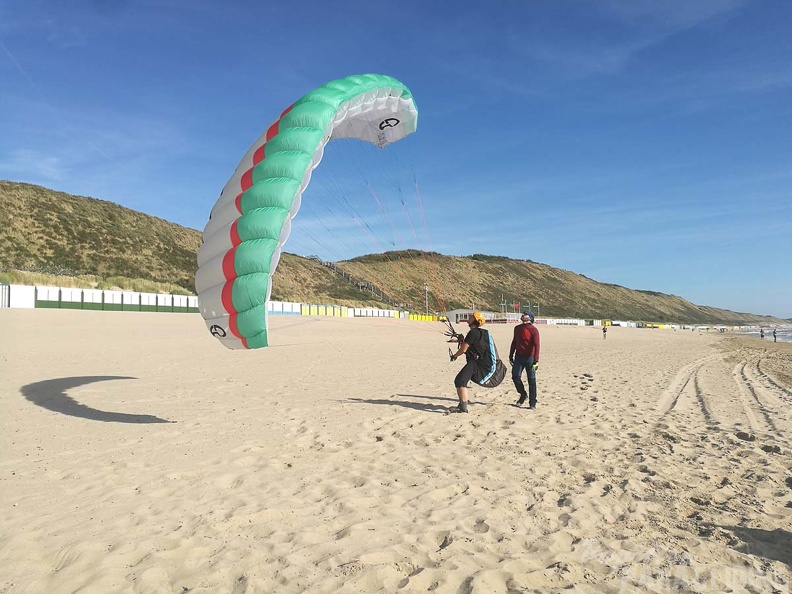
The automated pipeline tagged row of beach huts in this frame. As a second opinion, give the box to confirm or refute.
[0,284,773,332]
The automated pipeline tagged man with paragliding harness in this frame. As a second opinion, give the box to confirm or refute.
[444,312,507,413]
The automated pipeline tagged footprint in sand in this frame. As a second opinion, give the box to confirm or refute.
[577,373,594,391]
[638,465,657,476]
[231,575,249,594]
[437,533,453,551]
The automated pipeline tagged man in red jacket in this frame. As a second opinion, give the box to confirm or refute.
[509,311,541,408]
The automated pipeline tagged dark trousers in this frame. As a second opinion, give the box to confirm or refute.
[512,355,537,406]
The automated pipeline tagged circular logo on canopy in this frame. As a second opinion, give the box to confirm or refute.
[379,118,400,130]
[210,325,227,338]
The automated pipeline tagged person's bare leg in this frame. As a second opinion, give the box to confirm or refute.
[456,386,468,412]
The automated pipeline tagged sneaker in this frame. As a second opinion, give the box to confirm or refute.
[516,393,527,406]
[528,403,536,410]
[449,403,469,413]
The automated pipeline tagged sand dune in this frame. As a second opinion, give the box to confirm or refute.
[1,310,790,593]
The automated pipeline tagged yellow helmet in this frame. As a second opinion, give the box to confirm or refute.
[470,311,486,326]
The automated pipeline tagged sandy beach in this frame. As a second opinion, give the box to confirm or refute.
[1,310,791,593]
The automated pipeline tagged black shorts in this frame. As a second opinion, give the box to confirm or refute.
[455,361,483,388]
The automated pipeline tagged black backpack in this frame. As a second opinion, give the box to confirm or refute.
[474,329,508,388]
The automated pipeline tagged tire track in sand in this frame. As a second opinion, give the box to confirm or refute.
[756,358,792,399]
[737,358,780,434]
[730,361,761,434]
[654,354,721,421]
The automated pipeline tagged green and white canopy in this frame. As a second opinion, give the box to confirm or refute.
[195,74,418,349]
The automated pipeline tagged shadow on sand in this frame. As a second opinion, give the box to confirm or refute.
[21,376,171,424]
[345,393,457,414]
[719,525,792,567]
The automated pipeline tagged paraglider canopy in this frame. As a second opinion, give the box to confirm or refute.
[195,74,419,349]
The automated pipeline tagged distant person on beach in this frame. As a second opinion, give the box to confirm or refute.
[603,326,607,340]
[760,329,765,340]
[448,312,493,414]
[509,311,541,408]
[773,329,777,342]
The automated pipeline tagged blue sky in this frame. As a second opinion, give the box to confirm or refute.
[1,0,790,318]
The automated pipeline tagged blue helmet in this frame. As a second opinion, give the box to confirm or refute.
[522,310,535,323]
